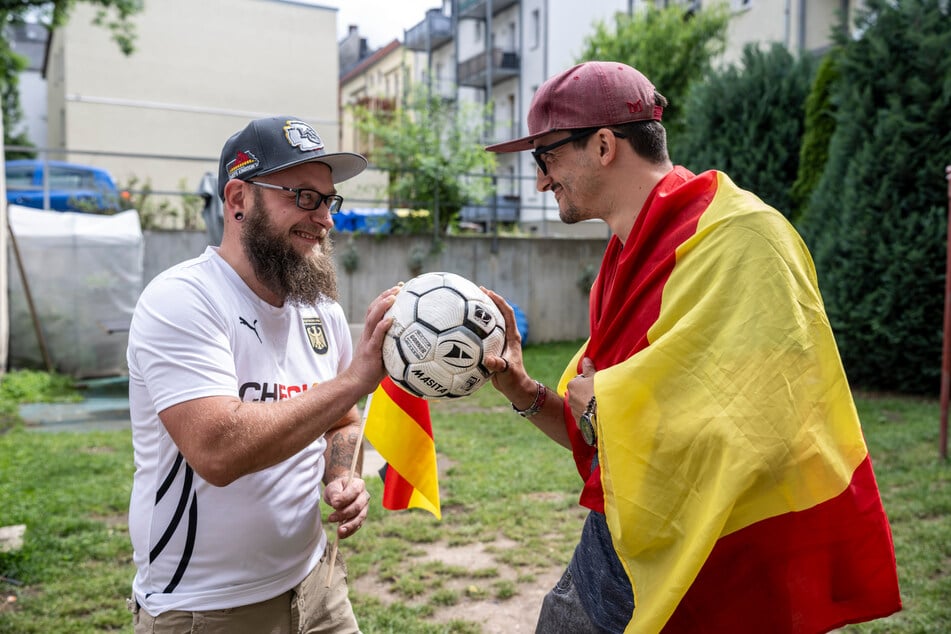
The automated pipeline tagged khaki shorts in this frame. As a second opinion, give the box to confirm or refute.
[131,549,360,634]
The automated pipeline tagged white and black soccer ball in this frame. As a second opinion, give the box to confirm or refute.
[382,272,506,399]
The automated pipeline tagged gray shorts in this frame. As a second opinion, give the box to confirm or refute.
[130,549,360,634]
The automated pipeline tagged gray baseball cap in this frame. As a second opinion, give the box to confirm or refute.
[217,116,368,199]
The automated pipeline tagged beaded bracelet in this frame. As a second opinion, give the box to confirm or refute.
[512,381,548,418]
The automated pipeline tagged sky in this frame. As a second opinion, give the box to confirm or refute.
[313,0,444,50]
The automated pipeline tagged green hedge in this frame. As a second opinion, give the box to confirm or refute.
[797,0,951,395]
[676,42,815,218]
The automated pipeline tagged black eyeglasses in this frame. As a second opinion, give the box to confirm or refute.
[531,128,627,175]
[246,181,344,213]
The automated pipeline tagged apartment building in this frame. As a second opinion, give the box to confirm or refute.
[339,37,414,207]
[374,0,860,236]
[43,0,341,211]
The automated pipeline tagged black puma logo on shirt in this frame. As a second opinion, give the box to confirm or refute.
[239,316,262,343]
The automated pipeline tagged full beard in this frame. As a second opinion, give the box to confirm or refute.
[241,195,339,305]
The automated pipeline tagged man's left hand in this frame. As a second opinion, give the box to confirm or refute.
[324,476,370,539]
[566,357,597,423]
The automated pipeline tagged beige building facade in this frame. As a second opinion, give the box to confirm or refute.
[338,39,414,208]
[44,0,341,221]
[720,0,857,66]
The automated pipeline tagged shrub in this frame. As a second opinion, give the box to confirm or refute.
[677,43,816,217]
[797,0,951,395]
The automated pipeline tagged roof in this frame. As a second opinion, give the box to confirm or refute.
[340,39,403,85]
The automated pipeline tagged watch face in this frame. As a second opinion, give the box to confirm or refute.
[579,414,597,446]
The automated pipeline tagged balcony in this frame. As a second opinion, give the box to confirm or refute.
[460,195,520,224]
[458,48,520,88]
[404,9,453,52]
[457,0,520,19]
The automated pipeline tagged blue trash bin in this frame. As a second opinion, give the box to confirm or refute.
[508,301,530,345]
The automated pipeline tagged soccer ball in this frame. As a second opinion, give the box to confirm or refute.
[382,272,506,399]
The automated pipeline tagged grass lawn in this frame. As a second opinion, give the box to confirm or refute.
[1,344,949,632]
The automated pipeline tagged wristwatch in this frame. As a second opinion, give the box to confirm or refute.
[578,396,597,446]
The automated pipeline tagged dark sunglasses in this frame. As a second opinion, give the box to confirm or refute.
[531,128,627,175]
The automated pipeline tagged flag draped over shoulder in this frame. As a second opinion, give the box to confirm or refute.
[364,376,441,519]
[559,168,901,633]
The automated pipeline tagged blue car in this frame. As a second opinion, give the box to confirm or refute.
[5,159,123,212]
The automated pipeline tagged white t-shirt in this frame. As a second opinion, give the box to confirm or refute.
[127,246,352,614]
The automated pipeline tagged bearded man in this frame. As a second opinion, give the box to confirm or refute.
[126,116,399,634]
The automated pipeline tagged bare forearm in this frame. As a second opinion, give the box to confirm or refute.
[161,371,370,486]
[508,378,572,449]
[323,418,364,484]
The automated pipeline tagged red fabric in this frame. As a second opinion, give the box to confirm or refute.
[663,457,901,633]
[380,464,414,511]
[569,167,716,511]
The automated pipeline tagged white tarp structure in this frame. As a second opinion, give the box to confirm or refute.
[7,205,143,378]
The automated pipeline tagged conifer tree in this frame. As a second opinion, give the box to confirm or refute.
[789,51,840,222]
[677,43,815,217]
[799,0,951,394]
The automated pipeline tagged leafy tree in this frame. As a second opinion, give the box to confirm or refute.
[578,3,731,153]
[351,80,497,235]
[0,40,30,157]
[677,42,816,217]
[1,0,142,150]
[798,0,951,395]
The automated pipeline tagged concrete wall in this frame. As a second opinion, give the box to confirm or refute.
[143,231,607,343]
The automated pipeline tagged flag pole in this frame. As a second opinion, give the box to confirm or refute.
[325,392,374,586]
[941,164,950,461]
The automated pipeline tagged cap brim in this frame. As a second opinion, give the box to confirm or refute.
[485,130,551,153]
[259,151,369,184]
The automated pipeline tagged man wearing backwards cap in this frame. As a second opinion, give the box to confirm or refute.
[126,116,399,633]
[482,62,901,632]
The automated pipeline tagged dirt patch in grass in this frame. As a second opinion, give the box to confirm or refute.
[351,537,563,632]
[0,591,17,614]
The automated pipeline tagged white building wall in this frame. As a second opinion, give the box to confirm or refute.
[431,45,458,97]
[514,0,630,234]
[45,0,340,217]
[18,72,48,149]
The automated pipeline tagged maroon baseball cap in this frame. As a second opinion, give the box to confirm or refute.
[486,61,663,153]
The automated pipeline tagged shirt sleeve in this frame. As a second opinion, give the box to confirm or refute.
[128,273,239,415]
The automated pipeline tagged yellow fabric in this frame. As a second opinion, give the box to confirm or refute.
[560,173,869,633]
[364,387,441,519]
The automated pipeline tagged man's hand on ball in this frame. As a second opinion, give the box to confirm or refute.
[481,287,525,381]
[349,286,400,392]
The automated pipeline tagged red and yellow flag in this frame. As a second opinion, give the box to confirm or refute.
[364,376,441,519]
[558,168,900,632]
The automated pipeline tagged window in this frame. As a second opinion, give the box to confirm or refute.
[475,21,483,45]
[5,165,35,188]
[49,167,95,189]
